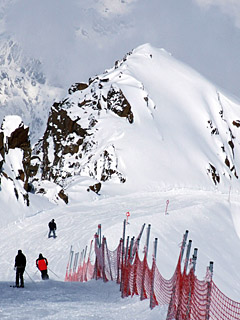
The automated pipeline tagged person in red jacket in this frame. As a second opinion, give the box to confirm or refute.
[36,253,49,280]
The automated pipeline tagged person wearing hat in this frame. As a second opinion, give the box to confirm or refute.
[36,253,49,280]
[48,219,57,238]
[14,249,26,288]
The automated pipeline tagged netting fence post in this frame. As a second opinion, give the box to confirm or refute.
[65,245,73,281]
[120,219,127,296]
[140,224,151,300]
[125,236,129,265]
[94,233,99,280]
[133,223,146,258]
[69,247,74,280]
[206,261,214,320]
[181,230,189,262]
[184,240,192,272]
[85,240,93,281]
[129,236,135,264]
[150,237,158,309]
[185,248,198,319]
[102,236,107,282]
[98,224,101,247]
[166,230,189,320]
[117,238,123,284]
[105,238,113,281]
[73,252,79,280]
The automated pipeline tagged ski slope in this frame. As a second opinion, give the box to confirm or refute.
[0,189,240,319]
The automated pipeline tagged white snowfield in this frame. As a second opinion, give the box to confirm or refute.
[0,44,240,319]
[0,190,240,319]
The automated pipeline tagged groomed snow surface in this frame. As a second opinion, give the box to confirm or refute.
[0,189,240,319]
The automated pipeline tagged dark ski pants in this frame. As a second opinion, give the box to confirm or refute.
[48,229,56,238]
[41,269,49,280]
[16,268,25,287]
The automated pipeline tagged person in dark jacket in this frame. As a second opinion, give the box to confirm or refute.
[36,253,49,280]
[48,219,57,238]
[14,249,26,288]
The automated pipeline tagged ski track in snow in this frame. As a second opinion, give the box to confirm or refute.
[0,280,167,319]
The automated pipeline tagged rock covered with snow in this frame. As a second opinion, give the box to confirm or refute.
[2,43,240,206]
[0,115,32,205]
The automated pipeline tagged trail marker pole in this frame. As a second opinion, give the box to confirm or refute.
[126,211,130,224]
[165,200,169,215]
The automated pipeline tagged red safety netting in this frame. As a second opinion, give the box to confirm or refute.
[209,281,240,320]
[65,228,240,320]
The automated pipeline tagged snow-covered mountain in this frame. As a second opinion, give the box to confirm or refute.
[1,43,240,211]
[0,35,64,143]
[1,44,240,316]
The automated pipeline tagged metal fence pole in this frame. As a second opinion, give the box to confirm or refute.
[180,230,189,263]
[140,224,151,300]
[98,224,101,247]
[129,236,135,264]
[184,240,192,272]
[120,219,127,295]
[150,238,158,309]
[206,261,214,320]
[105,238,113,281]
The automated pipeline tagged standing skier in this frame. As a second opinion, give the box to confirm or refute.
[14,249,26,288]
[36,253,49,280]
[48,219,57,238]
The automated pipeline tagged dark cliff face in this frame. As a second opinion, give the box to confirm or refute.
[0,118,32,205]
[30,75,133,202]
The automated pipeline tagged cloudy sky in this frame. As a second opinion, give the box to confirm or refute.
[3,0,240,98]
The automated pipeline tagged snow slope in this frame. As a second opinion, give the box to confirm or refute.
[0,190,240,319]
[0,44,240,318]
[30,43,240,199]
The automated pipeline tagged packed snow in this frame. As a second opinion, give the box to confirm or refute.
[0,188,240,319]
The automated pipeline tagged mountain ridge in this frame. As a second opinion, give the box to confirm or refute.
[1,43,240,211]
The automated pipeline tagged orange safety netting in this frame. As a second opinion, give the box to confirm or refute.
[65,231,240,320]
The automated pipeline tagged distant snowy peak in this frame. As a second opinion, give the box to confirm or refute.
[0,36,64,142]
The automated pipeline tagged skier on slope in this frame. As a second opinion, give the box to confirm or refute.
[48,219,57,238]
[14,249,26,288]
[36,253,49,280]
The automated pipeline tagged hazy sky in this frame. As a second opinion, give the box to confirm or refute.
[4,0,240,98]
